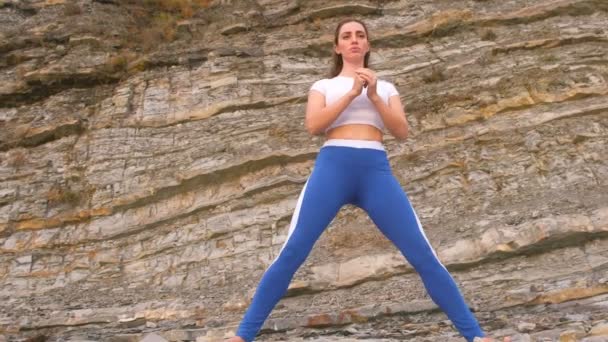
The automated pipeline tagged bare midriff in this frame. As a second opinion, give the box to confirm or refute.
[325,124,383,142]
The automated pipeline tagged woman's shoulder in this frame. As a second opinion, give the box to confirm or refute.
[310,77,348,93]
[377,78,399,96]
[310,78,328,87]
[310,78,329,94]
[312,78,329,84]
[313,76,343,84]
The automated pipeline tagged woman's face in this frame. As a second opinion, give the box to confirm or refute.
[335,21,369,62]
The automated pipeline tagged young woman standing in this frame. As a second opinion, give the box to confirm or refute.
[226,18,511,342]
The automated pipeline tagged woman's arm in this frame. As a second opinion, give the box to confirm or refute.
[369,94,409,140]
[305,78,364,135]
[355,69,408,140]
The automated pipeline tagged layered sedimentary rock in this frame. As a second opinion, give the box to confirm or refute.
[0,0,607,341]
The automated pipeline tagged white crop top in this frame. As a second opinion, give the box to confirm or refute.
[310,76,399,133]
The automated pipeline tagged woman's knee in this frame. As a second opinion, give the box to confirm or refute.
[406,249,444,272]
[273,245,308,272]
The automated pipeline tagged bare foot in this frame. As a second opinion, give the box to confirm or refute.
[225,337,245,342]
[474,337,512,342]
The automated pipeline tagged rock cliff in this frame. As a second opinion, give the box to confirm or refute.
[1,0,607,341]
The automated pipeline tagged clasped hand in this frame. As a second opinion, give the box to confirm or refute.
[350,68,379,101]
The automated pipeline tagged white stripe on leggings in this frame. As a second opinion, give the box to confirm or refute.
[271,178,309,265]
[411,205,448,271]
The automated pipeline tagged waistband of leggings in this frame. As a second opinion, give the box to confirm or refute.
[322,139,385,151]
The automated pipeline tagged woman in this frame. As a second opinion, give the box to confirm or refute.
[226,19,510,342]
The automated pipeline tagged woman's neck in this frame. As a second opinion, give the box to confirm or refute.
[339,61,364,77]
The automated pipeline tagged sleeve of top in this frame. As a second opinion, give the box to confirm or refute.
[386,81,399,97]
[310,79,326,95]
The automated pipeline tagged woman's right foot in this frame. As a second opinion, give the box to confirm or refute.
[225,337,245,342]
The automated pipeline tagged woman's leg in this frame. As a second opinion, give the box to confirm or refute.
[357,172,486,342]
[234,160,352,342]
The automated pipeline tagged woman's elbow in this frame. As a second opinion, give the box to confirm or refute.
[394,132,409,141]
[393,126,409,141]
[305,120,322,136]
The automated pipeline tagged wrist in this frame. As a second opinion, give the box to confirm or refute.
[346,90,359,101]
[368,93,382,104]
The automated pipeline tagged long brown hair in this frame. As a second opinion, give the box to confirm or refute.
[329,18,371,78]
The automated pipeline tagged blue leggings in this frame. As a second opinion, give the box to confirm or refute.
[235,140,486,342]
